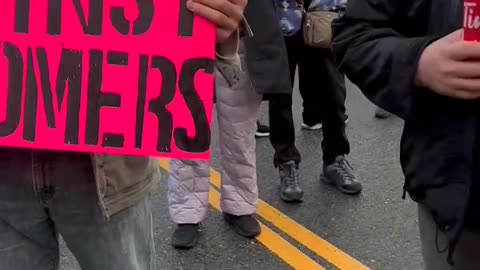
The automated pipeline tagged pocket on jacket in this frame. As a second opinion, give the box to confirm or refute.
[100,155,157,197]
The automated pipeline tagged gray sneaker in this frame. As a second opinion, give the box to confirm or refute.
[321,156,362,195]
[279,161,304,202]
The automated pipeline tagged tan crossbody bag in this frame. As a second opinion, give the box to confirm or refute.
[303,10,340,49]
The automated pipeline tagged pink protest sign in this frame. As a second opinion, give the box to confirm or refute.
[0,0,216,160]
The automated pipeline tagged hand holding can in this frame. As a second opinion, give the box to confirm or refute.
[465,0,480,41]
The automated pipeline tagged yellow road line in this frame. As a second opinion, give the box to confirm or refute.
[209,188,325,270]
[208,169,371,270]
[159,159,169,170]
[159,160,325,270]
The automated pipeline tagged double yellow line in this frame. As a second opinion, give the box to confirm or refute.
[159,160,371,270]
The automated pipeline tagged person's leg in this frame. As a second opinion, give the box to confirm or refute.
[297,35,323,129]
[285,33,300,87]
[269,94,301,167]
[168,159,210,248]
[215,45,262,237]
[44,151,155,270]
[269,33,301,165]
[307,49,349,165]
[267,33,303,203]
[418,205,480,270]
[0,149,59,270]
[301,47,361,194]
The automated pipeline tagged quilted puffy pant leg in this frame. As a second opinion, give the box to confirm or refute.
[168,47,262,224]
[215,54,262,216]
[168,159,211,224]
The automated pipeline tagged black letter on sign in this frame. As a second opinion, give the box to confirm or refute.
[110,0,154,35]
[0,43,23,137]
[135,55,148,149]
[71,0,104,35]
[85,50,124,148]
[47,0,61,35]
[15,0,31,33]
[35,48,83,144]
[147,57,176,152]
[102,51,128,148]
[23,48,39,141]
[174,58,214,153]
[178,0,194,37]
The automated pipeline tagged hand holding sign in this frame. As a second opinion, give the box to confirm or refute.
[0,0,217,160]
[187,0,248,43]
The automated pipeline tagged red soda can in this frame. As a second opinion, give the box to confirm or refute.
[465,0,480,41]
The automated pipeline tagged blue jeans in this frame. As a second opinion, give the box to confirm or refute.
[0,149,155,270]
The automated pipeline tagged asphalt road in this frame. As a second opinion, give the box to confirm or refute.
[59,80,423,270]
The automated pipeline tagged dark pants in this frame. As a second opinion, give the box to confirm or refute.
[419,205,480,270]
[269,31,350,166]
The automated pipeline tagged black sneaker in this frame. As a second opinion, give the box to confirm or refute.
[223,213,261,238]
[279,161,304,202]
[256,121,270,137]
[171,224,200,249]
[321,156,362,195]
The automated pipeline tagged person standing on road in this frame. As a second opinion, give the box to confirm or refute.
[0,1,248,270]
[333,0,480,268]
[267,0,361,203]
[287,0,350,132]
[168,0,304,249]
[168,38,264,249]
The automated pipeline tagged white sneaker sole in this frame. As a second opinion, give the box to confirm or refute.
[301,123,323,130]
[255,132,270,137]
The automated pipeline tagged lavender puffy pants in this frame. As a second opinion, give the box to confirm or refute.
[168,49,262,224]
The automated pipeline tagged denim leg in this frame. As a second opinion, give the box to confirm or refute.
[42,151,155,270]
[0,149,59,270]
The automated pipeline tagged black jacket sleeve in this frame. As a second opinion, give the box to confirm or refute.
[332,0,437,120]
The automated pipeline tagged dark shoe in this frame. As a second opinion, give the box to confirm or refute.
[321,156,362,195]
[223,213,261,238]
[171,224,200,249]
[279,161,304,202]
[374,108,392,119]
[256,121,270,137]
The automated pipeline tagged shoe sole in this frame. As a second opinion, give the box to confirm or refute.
[320,175,362,195]
[224,216,261,239]
[301,124,322,130]
[280,191,304,203]
[172,241,197,250]
[172,235,199,250]
[255,132,270,137]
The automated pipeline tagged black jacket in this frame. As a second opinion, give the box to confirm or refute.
[243,0,292,96]
[332,0,477,263]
